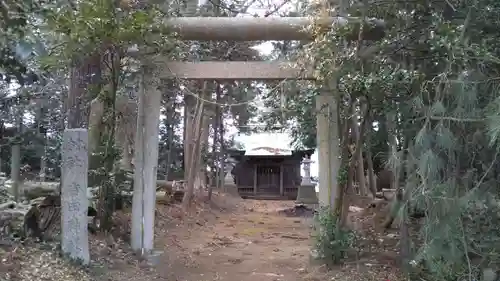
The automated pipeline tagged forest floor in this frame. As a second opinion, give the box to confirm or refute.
[2,191,405,281]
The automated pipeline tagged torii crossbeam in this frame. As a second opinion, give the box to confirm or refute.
[165,17,385,41]
[158,17,384,80]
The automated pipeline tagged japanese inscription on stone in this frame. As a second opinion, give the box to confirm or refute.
[61,129,90,265]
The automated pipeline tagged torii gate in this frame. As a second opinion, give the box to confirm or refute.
[131,16,385,254]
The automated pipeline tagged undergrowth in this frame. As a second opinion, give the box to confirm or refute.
[313,206,355,266]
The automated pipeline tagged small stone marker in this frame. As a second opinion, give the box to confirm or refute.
[61,128,90,265]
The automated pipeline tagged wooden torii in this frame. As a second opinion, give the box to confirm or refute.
[131,16,385,254]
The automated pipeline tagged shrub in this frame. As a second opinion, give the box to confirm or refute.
[312,206,355,266]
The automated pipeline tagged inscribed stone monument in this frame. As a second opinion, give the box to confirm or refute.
[61,129,90,265]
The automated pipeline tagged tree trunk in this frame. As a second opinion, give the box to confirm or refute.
[182,83,208,211]
[365,147,377,198]
[195,103,210,192]
[217,113,225,191]
[381,112,402,229]
[11,105,23,202]
[10,144,21,201]
[180,0,198,177]
[115,96,137,172]
[67,54,102,129]
[164,126,174,181]
[88,97,104,153]
[164,104,176,181]
[39,146,47,182]
[97,49,121,231]
[333,100,350,217]
[340,99,369,226]
[400,147,411,274]
[352,106,367,196]
[209,83,222,200]
[364,111,377,198]
[36,103,47,182]
[209,117,218,198]
[183,95,194,179]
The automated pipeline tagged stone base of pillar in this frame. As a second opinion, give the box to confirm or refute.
[296,184,318,204]
[223,183,239,196]
[145,250,164,266]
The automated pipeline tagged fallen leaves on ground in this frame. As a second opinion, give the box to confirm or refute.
[0,192,411,281]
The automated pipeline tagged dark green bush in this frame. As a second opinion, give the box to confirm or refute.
[312,206,355,266]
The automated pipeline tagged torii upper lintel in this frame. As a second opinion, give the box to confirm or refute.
[166,17,385,41]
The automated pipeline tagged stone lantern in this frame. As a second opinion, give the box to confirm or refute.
[296,157,318,205]
[301,157,312,185]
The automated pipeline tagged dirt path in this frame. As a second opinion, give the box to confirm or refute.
[3,193,402,281]
[98,193,402,281]
[158,198,314,281]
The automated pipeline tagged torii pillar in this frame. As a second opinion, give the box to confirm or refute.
[131,16,385,255]
[131,57,163,254]
[316,90,340,207]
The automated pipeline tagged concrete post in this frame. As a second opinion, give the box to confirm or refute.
[131,59,163,255]
[315,93,341,208]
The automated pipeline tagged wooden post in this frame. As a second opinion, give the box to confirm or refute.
[279,164,284,196]
[253,164,258,196]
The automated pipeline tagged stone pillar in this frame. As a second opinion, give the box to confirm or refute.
[223,162,239,196]
[61,128,90,265]
[223,163,235,187]
[316,93,340,208]
[10,143,21,201]
[131,60,163,255]
[296,157,318,204]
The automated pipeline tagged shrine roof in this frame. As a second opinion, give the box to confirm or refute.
[227,148,314,159]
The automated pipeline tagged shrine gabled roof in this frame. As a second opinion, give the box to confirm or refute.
[226,148,314,158]
[246,147,292,156]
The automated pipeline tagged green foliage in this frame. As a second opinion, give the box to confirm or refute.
[0,0,41,84]
[41,0,180,70]
[293,0,500,279]
[36,0,179,231]
[89,139,132,230]
[313,206,355,266]
[260,81,317,149]
[89,141,125,187]
[336,165,348,185]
